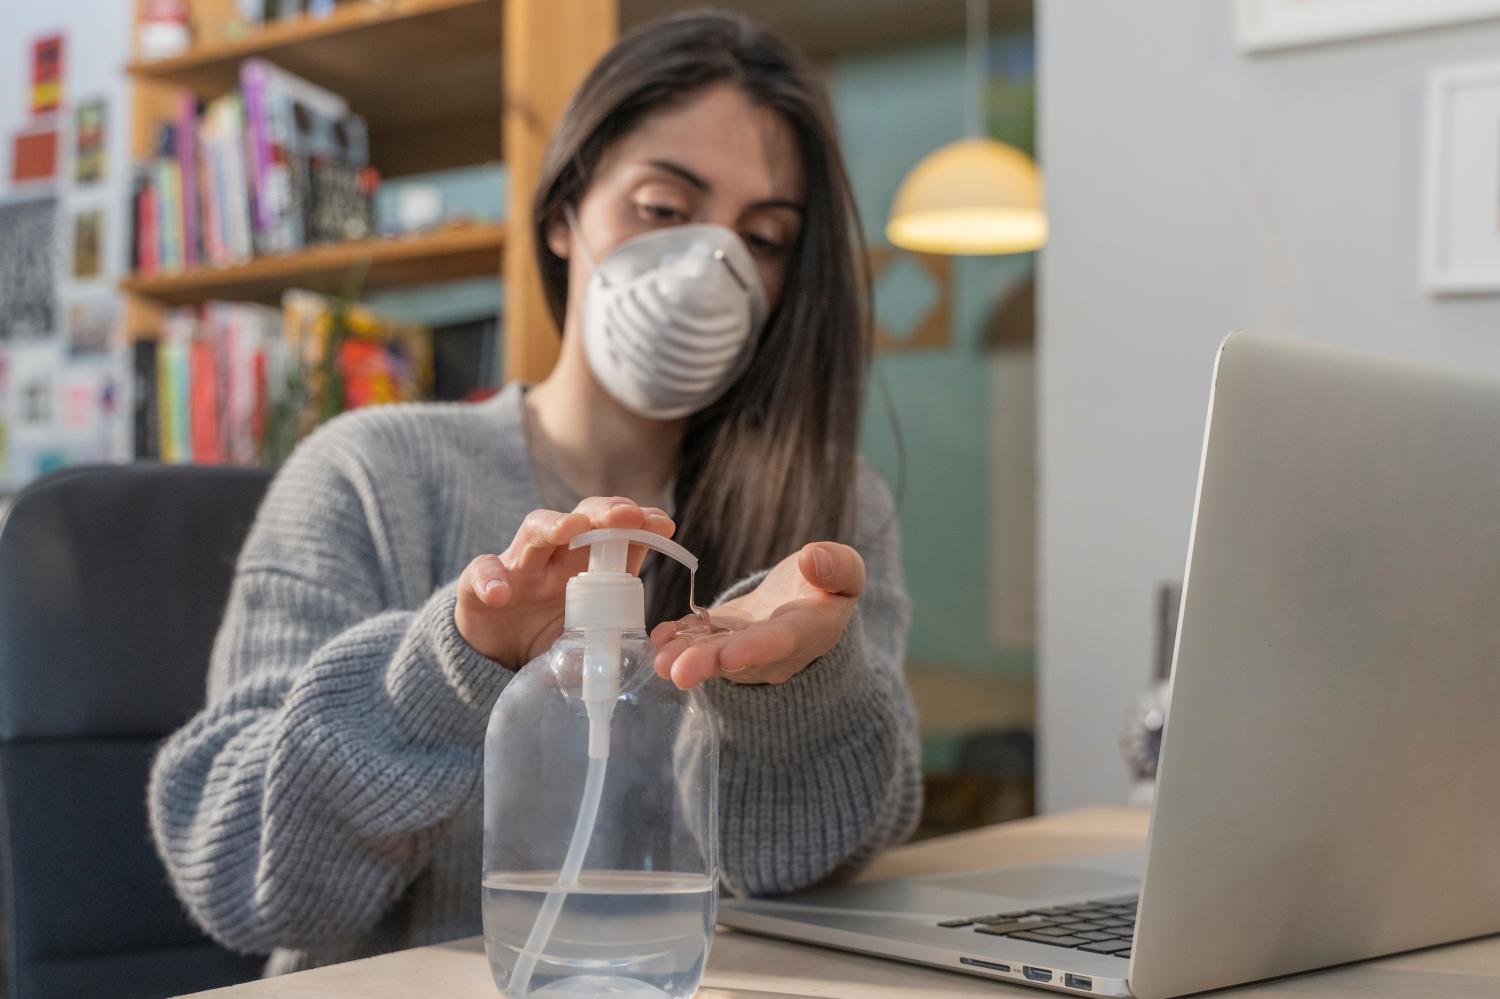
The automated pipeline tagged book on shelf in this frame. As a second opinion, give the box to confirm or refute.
[137,302,286,465]
[130,58,377,278]
[177,92,200,269]
[132,339,162,461]
[241,0,333,24]
[132,291,432,467]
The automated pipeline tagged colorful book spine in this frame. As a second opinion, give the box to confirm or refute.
[241,59,273,238]
[199,115,224,266]
[208,99,226,260]
[135,167,155,274]
[223,306,261,465]
[136,169,159,275]
[157,339,176,462]
[252,347,268,462]
[171,337,193,462]
[190,336,223,463]
[161,159,184,270]
[222,95,254,260]
[132,338,161,460]
[153,161,171,271]
[176,93,200,268]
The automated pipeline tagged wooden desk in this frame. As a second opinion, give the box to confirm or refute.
[178,807,1500,998]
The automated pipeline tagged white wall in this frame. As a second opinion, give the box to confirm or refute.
[1037,0,1500,810]
[1,1,133,268]
[0,0,134,488]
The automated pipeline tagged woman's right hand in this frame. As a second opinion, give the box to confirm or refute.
[456,497,674,669]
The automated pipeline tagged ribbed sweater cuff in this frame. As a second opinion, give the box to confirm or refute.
[700,570,889,764]
[385,581,511,746]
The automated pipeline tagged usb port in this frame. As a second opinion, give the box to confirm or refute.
[1065,973,1093,990]
[959,957,1011,973]
[1023,966,1052,983]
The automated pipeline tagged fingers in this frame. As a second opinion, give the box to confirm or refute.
[642,507,675,537]
[628,507,675,575]
[568,497,676,575]
[654,635,692,681]
[653,622,801,689]
[459,554,512,610]
[650,620,680,647]
[505,500,678,576]
[568,497,675,535]
[506,509,590,572]
[572,495,641,529]
[797,542,865,598]
[719,625,798,674]
[669,640,725,689]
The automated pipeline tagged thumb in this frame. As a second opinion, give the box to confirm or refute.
[797,542,865,598]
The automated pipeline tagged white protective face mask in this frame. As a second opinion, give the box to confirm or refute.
[568,208,769,421]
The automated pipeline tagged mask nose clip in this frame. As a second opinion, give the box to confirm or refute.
[712,248,751,293]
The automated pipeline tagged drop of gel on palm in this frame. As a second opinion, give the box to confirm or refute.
[677,567,730,641]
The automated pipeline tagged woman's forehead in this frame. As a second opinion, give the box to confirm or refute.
[604,85,804,204]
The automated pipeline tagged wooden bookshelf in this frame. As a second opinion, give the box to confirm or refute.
[127,0,503,177]
[121,222,505,309]
[125,0,616,383]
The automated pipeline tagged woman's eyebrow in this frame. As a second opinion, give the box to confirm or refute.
[646,158,710,191]
[645,158,803,214]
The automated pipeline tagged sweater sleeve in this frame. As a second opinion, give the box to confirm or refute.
[147,422,511,955]
[705,463,921,896]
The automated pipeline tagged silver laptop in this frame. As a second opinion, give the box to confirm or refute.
[718,333,1500,997]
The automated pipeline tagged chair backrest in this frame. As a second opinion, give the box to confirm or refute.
[0,463,273,999]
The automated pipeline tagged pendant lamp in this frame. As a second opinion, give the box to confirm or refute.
[886,0,1047,255]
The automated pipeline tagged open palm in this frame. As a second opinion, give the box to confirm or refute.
[651,541,865,688]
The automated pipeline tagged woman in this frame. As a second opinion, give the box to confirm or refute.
[149,10,919,975]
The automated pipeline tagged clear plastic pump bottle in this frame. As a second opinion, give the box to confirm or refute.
[482,528,719,999]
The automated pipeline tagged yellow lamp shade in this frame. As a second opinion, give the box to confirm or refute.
[886,138,1047,255]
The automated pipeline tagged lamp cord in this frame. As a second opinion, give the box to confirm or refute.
[966,0,987,138]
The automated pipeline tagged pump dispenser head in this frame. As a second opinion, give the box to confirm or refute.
[567,529,699,759]
[565,528,697,631]
[569,527,698,572]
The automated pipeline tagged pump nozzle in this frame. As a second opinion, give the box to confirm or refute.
[570,527,698,573]
[565,528,700,760]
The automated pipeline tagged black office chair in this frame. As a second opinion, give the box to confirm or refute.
[0,464,273,999]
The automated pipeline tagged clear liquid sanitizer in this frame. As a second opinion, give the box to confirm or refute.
[483,529,718,999]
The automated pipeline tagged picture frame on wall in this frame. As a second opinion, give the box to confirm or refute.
[1423,60,1500,295]
[1237,0,1500,52]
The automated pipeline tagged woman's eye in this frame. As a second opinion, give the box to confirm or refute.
[743,232,785,258]
[638,202,687,225]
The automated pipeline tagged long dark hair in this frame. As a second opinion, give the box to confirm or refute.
[534,10,870,624]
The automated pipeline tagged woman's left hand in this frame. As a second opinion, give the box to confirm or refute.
[651,542,865,689]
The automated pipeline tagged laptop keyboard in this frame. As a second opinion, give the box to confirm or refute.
[937,894,1138,959]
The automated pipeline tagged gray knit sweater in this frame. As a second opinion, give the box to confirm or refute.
[147,383,920,976]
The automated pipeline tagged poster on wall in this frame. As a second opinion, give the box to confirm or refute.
[30,34,65,115]
[65,296,117,354]
[74,99,106,185]
[1238,0,1500,52]
[0,344,125,487]
[1423,60,1500,294]
[9,340,57,431]
[10,126,58,184]
[59,359,121,450]
[71,208,103,279]
[0,339,66,486]
[0,197,58,340]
